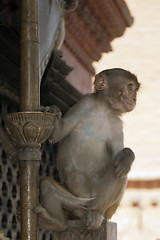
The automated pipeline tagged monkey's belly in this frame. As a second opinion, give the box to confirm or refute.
[57,149,111,198]
[57,124,114,197]
[57,145,108,179]
[63,170,104,198]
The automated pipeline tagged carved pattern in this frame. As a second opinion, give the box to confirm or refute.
[52,220,117,240]
[4,112,56,148]
[55,227,104,240]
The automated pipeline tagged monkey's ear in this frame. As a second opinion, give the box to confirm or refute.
[94,74,107,91]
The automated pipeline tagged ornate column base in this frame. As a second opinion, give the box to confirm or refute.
[4,112,55,148]
[4,111,56,240]
[53,220,117,240]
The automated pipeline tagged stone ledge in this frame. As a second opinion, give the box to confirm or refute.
[52,220,117,240]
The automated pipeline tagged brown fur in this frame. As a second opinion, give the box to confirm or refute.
[38,68,140,231]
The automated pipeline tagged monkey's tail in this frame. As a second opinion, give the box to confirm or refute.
[40,177,95,211]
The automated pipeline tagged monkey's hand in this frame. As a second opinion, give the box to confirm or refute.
[39,105,62,119]
[113,148,135,178]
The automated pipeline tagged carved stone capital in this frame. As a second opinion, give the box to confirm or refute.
[4,112,56,150]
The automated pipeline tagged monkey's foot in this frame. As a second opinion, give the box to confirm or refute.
[34,205,66,232]
[82,210,104,230]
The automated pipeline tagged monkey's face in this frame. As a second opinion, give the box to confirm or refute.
[105,80,139,114]
[94,70,140,114]
[117,81,139,113]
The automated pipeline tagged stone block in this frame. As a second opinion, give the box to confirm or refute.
[52,220,117,240]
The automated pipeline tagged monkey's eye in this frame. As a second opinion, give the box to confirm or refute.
[128,84,133,91]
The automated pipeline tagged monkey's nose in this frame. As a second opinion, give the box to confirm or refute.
[133,94,136,101]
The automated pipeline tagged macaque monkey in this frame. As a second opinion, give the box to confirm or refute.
[36,68,140,231]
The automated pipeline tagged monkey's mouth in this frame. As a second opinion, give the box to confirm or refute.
[126,102,135,111]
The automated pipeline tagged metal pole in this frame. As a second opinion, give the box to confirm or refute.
[19,159,39,240]
[20,0,39,112]
[20,0,39,239]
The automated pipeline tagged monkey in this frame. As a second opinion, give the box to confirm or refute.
[37,68,140,231]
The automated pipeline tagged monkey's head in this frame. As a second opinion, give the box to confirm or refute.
[94,68,140,114]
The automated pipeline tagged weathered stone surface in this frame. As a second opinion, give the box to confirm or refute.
[52,220,117,240]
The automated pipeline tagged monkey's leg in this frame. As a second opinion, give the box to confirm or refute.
[39,177,94,230]
[39,179,67,231]
[84,174,127,230]
[104,202,119,220]
[34,204,66,231]
[40,177,93,208]
[96,172,127,212]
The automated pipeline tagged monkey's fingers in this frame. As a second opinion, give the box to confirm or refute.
[113,155,124,168]
[38,105,62,119]
[48,105,62,119]
[38,106,51,112]
[114,160,119,168]
[114,167,127,178]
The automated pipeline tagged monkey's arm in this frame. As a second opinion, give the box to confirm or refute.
[49,97,91,143]
[113,148,135,178]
